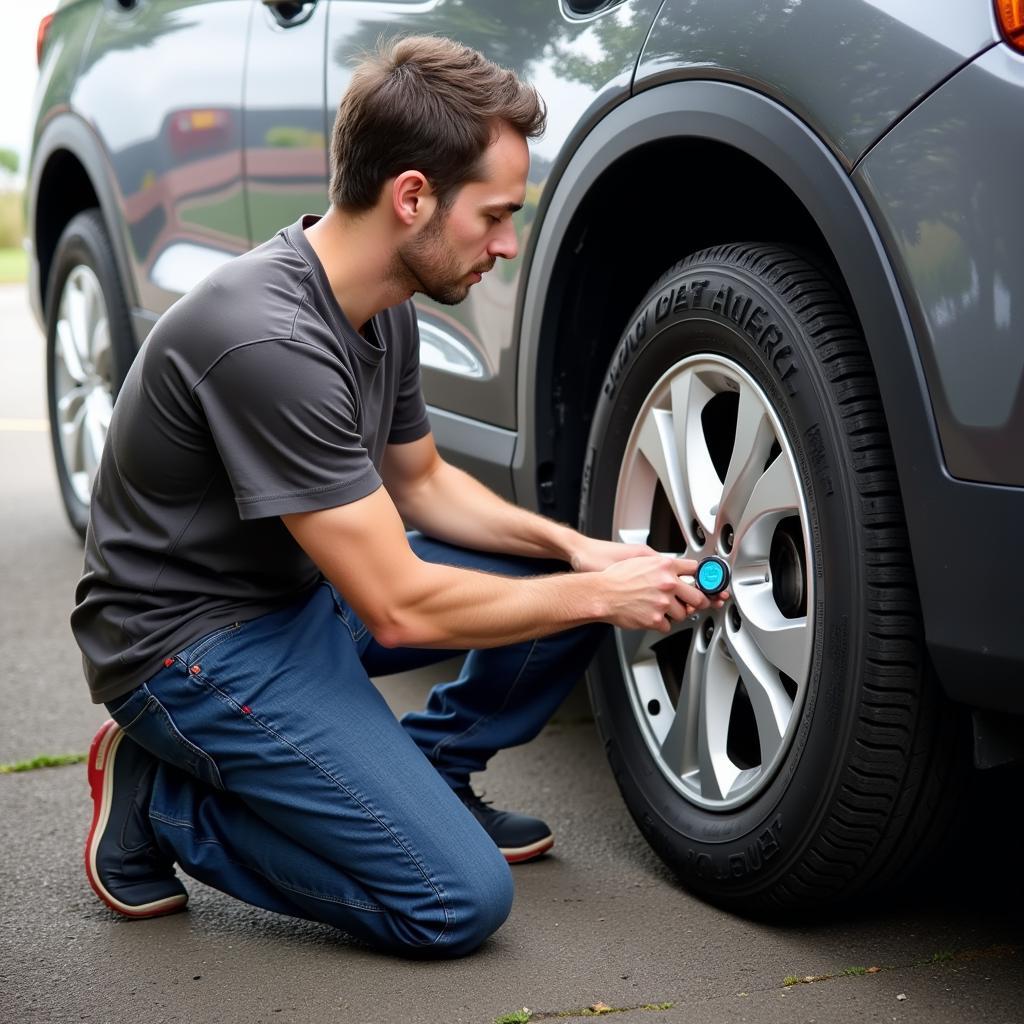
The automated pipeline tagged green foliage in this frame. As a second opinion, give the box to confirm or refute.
[782,975,801,987]
[494,1012,532,1024]
[0,248,28,284]
[0,147,18,175]
[841,966,868,977]
[0,753,87,773]
[0,191,24,250]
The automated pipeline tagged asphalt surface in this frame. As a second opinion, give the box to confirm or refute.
[1,281,1022,1024]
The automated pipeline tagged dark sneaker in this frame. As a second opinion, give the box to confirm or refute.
[85,719,188,918]
[456,787,554,863]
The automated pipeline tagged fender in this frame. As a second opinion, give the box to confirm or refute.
[28,111,141,329]
[512,80,1024,708]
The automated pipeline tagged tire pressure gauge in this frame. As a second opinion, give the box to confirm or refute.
[682,555,731,597]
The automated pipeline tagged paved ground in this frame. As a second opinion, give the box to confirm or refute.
[1,282,1021,1024]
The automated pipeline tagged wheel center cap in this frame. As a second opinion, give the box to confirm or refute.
[695,556,730,596]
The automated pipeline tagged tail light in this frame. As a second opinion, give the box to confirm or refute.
[37,13,55,67]
[995,0,1024,51]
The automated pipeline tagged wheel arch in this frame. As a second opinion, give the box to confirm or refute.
[29,113,138,330]
[512,80,941,532]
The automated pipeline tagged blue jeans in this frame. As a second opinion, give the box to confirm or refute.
[106,533,606,957]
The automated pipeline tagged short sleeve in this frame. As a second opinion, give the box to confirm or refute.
[194,340,381,519]
[387,304,431,445]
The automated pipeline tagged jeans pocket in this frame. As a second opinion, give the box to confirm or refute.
[109,683,225,791]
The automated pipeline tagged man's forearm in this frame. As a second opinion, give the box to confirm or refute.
[378,559,606,649]
[393,459,582,564]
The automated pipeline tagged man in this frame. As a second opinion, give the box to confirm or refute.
[73,36,722,958]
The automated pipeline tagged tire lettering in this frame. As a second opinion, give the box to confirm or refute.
[685,814,783,881]
[744,305,768,340]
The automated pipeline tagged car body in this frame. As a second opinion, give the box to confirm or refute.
[27,0,1024,908]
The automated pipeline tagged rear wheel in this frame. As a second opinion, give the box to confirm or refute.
[45,210,134,538]
[580,243,964,911]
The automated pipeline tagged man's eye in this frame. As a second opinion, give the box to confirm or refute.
[487,214,502,225]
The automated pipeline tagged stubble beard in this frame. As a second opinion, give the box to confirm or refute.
[391,207,474,306]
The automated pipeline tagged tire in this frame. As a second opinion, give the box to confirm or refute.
[579,243,965,912]
[45,210,135,539]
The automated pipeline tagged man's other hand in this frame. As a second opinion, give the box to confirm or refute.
[568,536,658,573]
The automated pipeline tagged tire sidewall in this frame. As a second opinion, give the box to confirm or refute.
[581,258,863,896]
[45,210,134,538]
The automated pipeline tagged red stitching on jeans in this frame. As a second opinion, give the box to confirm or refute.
[241,705,252,715]
[163,658,174,668]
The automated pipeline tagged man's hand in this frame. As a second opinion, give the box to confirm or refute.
[568,535,658,573]
[599,555,714,632]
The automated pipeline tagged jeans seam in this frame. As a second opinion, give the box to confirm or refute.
[428,639,539,764]
[118,695,154,732]
[189,673,455,947]
[224,856,385,913]
[151,813,383,911]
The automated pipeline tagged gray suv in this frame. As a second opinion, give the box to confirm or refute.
[27,0,1024,913]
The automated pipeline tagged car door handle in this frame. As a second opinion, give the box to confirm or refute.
[261,0,317,27]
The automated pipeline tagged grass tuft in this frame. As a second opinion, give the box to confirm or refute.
[0,753,87,774]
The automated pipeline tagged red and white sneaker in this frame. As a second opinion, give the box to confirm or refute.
[85,719,188,918]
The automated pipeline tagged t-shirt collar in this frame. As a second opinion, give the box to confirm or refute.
[285,214,386,365]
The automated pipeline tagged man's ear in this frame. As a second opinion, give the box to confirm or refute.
[392,171,436,228]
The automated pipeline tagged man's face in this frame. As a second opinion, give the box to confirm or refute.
[396,123,529,306]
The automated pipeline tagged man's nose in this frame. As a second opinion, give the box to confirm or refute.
[489,219,518,261]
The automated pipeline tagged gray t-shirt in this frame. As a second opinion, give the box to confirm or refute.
[72,215,430,704]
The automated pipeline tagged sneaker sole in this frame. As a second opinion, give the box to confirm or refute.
[501,834,555,864]
[84,719,188,919]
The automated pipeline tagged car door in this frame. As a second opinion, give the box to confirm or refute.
[73,0,253,316]
[244,0,331,244]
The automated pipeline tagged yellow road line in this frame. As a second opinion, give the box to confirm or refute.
[0,418,48,432]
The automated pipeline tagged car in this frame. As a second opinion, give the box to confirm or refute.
[26,0,1024,913]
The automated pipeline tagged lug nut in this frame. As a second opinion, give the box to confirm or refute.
[722,524,734,554]
[702,619,714,645]
[693,520,706,545]
[730,606,742,631]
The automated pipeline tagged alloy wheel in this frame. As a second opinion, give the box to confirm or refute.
[612,354,814,810]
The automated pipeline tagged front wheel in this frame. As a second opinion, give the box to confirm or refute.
[580,243,963,911]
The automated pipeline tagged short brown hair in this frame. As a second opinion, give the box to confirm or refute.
[329,35,546,213]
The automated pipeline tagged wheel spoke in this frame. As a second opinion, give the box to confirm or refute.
[734,580,811,686]
[696,630,741,801]
[65,276,93,371]
[670,371,719,540]
[616,527,651,547]
[723,625,793,764]
[62,399,88,474]
[57,384,88,423]
[734,451,801,559]
[718,381,775,529]
[55,319,88,385]
[635,406,700,547]
[91,315,112,380]
[659,627,706,776]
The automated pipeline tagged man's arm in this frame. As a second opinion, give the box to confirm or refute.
[380,434,651,572]
[282,484,709,650]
